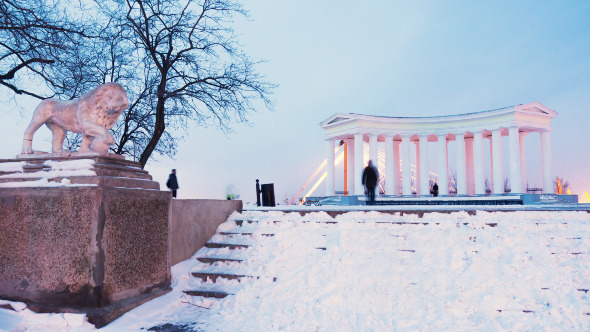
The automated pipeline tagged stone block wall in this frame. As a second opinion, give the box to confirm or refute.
[170,199,242,265]
[0,186,170,309]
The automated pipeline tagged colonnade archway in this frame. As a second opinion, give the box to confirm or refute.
[321,102,557,197]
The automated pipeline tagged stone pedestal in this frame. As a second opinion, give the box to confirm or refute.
[0,155,171,327]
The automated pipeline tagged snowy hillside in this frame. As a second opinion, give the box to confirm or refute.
[2,210,590,331]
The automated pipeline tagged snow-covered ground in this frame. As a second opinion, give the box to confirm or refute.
[2,209,590,331]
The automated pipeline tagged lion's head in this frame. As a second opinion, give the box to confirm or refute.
[90,83,129,129]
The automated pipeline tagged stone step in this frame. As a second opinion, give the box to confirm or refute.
[183,290,230,299]
[220,231,253,236]
[234,219,258,226]
[191,272,248,282]
[219,231,275,237]
[197,257,244,264]
[234,219,500,227]
[235,219,284,226]
[204,242,250,249]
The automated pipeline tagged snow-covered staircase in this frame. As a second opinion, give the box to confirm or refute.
[173,210,590,330]
[180,213,339,304]
[180,218,270,302]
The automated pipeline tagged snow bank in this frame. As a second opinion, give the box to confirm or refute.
[0,159,96,187]
[0,161,26,173]
[202,210,590,331]
[0,300,95,331]
[44,159,95,171]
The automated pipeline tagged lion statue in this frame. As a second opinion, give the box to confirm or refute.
[21,83,129,155]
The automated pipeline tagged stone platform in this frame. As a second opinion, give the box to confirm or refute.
[315,193,579,206]
[0,155,171,327]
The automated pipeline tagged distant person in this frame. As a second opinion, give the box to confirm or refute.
[166,169,179,198]
[433,182,439,197]
[362,160,378,205]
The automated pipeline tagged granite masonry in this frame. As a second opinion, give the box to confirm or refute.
[0,155,171,327]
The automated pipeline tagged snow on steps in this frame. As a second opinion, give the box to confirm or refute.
[182,210,590,328]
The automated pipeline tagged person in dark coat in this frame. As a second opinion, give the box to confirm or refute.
[166,169,179,198]
[362,160,378,205]
[433,182,439,197]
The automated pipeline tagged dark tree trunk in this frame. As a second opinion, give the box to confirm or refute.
[139,79,167,168]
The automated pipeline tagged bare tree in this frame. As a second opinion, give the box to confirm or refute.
[84,0,276,167]
[0,0,90,99]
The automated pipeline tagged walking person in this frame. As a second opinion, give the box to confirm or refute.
[166,169,179,198]
[362,160,378,205]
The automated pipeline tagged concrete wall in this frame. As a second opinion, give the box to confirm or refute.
[170,199,243,265]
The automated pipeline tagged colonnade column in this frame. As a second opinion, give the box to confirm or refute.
[473,131,485,195]
[346,138,354,195]
[489,138,494,189]
[354,133,364,195]
[508,127,522,194]
[415,142,420,194]
[492,129,504,194]
[456,133,467,195]
[419,135,429,196]
[401,135,412,196]
[437,134,449,196]
[325,139,335,196]
[519,132,527,193]
[541,130,553,194]
[385,135,394,195]
[369,134,378,175]
[465,137,475,196]
[393,141,401,196]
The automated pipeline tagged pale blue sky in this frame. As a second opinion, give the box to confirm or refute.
[1,1,589,202]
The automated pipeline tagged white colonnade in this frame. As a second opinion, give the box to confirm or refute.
[322,102,557,197]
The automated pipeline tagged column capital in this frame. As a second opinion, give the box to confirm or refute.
[419,134,429,139]
[455,132,465,138]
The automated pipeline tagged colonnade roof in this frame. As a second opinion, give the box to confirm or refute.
[321,102,557,140]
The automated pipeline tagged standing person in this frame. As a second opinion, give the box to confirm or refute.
[166,169,179,198]
[362,160,378,205]
[433,182,439,197]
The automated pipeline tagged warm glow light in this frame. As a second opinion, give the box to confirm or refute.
[292,144,345,205]
[289,144,344,205]
[300,172,327,204]
[581,191,590,203]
